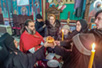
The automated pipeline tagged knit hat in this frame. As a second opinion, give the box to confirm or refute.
[36,14,43,19]
[73,33,95,55]
[62,25,70,30]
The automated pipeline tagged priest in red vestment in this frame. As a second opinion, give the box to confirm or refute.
[20,19,44,53]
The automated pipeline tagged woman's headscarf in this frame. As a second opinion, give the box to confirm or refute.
[77,19,88,33]
[2,33,17,52]
[67,19,88,39]
[0,33,17,62]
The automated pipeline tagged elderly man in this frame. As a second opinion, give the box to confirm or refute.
[20,19,44,53]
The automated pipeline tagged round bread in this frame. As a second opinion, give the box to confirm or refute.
[46,36,54,43]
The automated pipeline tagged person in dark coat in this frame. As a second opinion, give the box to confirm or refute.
[45,14,61,53]
[89,29,102,68]
[0,33,51,68]
[35,14,46,37]
[88,10,102,68]
[45,14,61,40]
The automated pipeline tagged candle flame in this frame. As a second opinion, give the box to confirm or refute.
[92,43,95,50]
[62,29,64,32]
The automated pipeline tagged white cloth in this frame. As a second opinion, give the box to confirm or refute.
[29,47,35,53]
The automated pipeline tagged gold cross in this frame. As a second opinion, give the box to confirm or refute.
[67,18,70,24]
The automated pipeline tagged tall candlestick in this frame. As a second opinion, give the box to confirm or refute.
[62,29,64,41]
[88,43,96,68]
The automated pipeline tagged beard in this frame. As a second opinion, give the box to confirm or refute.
[26,28,36,35]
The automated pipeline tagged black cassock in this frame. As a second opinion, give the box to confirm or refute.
[0,33,45,68]
[4,46,45,68]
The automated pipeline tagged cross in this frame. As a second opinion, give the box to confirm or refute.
[67,12,70,24]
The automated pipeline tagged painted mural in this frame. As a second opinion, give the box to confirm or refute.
[89,0,102,22]
[17,0,30,16]
[46,0,86,20]
[13,0,18,15]
[0,0,8,18]
[0,0,87,21]
[17,0,29,6]
[0,0,43,21]
[33,0,42,20]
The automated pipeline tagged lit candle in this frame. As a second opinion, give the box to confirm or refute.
[88,43,96,68]
[62,29,64,41]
